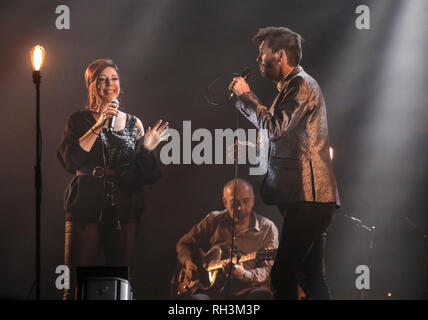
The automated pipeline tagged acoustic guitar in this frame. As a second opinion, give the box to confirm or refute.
[170,246,277,298]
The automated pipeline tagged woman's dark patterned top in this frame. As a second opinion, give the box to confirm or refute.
[99,114,138,207]
[99,114,138,169]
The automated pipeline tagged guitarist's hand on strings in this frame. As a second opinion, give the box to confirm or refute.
[223,261,246,280]
[184,259,198,279]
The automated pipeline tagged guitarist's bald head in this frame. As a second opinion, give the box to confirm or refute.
[223,178,254,197]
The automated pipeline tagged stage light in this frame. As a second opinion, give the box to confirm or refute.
[30,44,45,300]
[329,146,334,160]
[31,45,45,71]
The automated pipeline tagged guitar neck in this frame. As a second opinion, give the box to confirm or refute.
[206,252,257,272]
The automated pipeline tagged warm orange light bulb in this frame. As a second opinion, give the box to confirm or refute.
[329,146,334,160]
[31,45,45,71]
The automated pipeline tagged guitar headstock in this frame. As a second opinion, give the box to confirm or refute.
[256,248,277,261]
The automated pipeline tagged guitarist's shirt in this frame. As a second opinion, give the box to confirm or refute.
[176,209,279,296]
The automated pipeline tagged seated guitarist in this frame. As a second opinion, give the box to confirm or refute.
[176,178,279,300]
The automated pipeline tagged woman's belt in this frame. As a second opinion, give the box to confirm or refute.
[76,166,130,179]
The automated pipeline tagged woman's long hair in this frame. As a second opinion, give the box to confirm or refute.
[84,58,121,113]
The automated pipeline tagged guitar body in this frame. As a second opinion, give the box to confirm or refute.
[197,247,223,291]
[170,246,225,299]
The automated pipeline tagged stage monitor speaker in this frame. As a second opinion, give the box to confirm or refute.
[76,266,133,300]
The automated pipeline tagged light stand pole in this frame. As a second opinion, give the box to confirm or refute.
[31,45,45,300]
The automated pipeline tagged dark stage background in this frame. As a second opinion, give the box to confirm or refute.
[0,0,427,299]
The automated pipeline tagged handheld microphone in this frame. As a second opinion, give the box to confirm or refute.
[228,67,251,100]
[108,99,120,131]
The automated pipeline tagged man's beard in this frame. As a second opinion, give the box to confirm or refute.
[259,57,278,80]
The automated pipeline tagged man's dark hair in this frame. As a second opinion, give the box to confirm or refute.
[252,26,303,67]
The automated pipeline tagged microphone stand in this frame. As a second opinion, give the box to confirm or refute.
[343,213,375,300]
[204,69,250,299]
[225,106,240,300]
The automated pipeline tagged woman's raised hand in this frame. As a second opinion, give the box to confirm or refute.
[143,119,169,151]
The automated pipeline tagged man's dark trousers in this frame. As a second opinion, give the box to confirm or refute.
[271,202,336,300]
